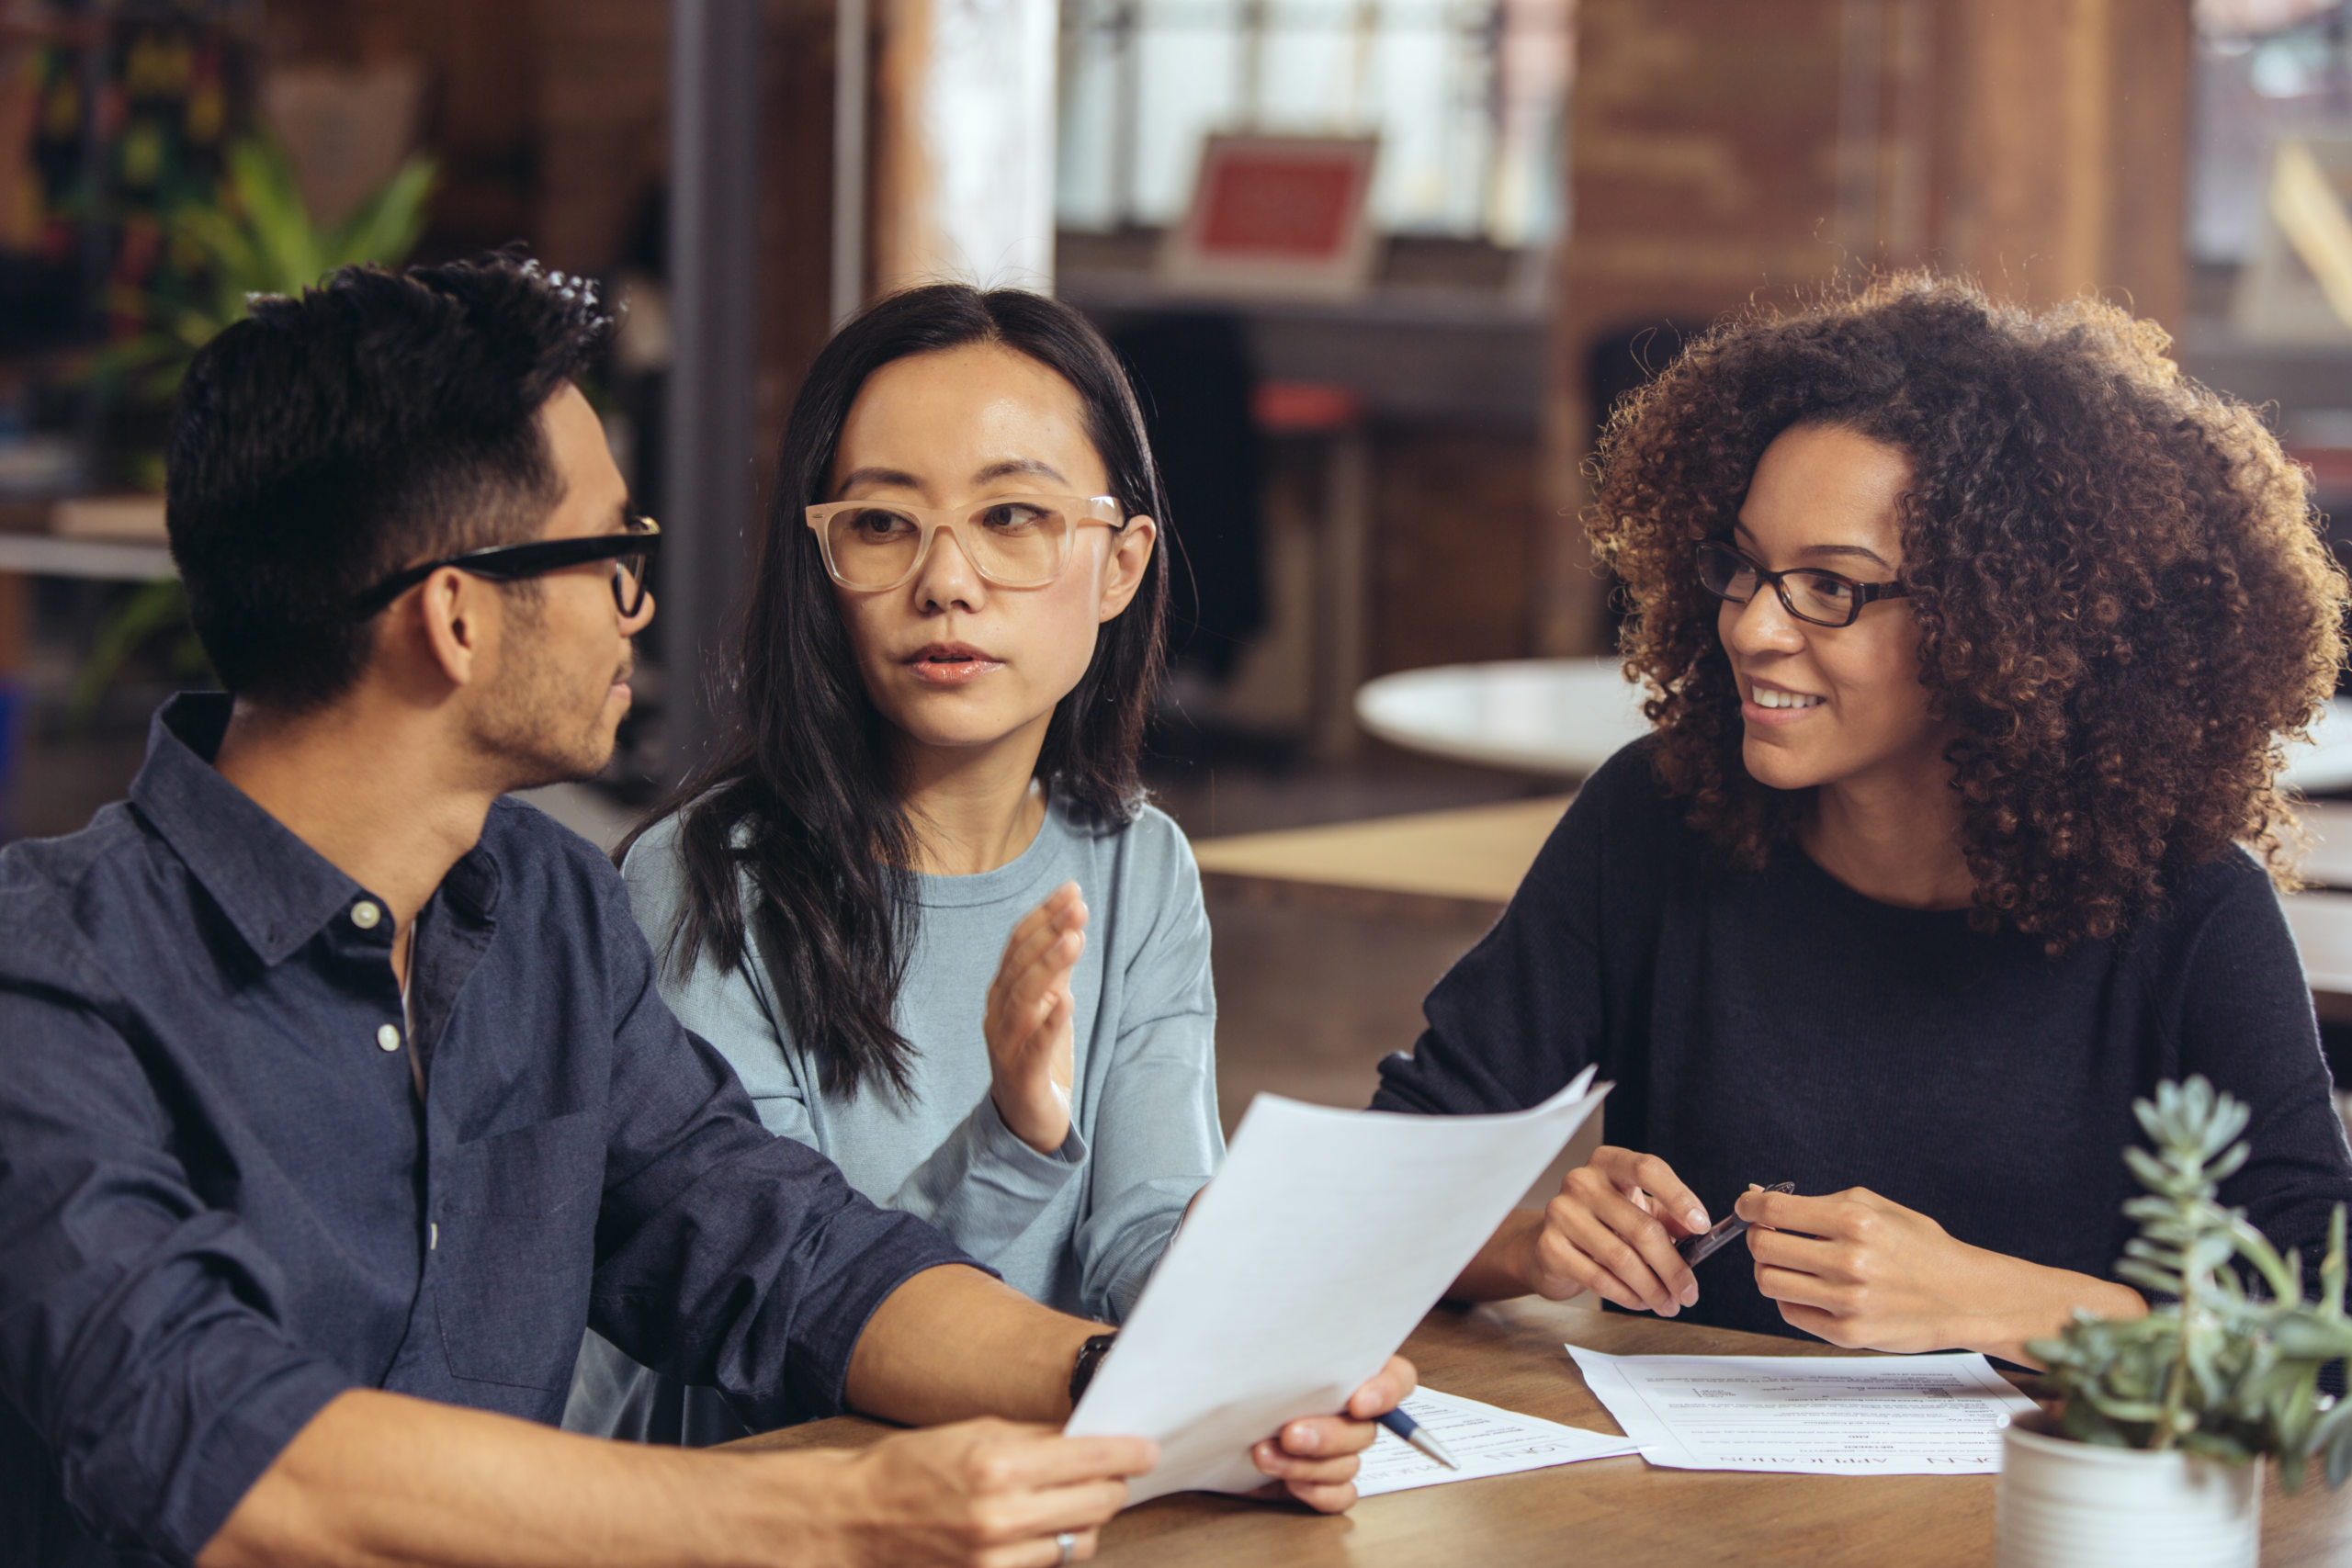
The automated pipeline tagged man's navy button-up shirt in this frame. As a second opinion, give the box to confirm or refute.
[0,695,972,1566]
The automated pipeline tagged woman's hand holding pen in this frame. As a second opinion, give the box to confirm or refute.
[985,882,1087,1155]
[1497,1147,1713,1316]
[1737,1185,2146,1364]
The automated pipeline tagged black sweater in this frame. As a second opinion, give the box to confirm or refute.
[1373,741,2352,1342]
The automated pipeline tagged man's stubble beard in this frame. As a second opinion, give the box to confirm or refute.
[465,594,624,792]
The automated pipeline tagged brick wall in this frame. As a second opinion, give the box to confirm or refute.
[536,1,669,274]
[264,0,669,273]
[1534,0,2194,657]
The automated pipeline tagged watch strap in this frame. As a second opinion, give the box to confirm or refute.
[1069,1331,1119,1406]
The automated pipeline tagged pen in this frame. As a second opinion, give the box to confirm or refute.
[1674,1180,1795,1268]
[1378,1406,1461,1470]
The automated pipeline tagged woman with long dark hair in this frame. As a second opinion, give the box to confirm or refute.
[567,285,1219,1445]
[1380,275,2352,1363]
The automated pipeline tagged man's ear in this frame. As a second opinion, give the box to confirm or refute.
[1097,515,1158,623]
[415,567,488,689]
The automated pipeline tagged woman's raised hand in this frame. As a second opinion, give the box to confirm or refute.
[984,882,1088,1154]
[1502,1146,1712,1315]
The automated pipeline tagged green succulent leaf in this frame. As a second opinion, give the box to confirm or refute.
[2177,1428,2254,1462]
[2206,1141,2252,1185]
[2268,1316,2352,1359]
[2040,1082,2350,1488]
[2081,1394,2167,1423]
[2119,1259,2186,1297]
[2325,1408,2352,1489]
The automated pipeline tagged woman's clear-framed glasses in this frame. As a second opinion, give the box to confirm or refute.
[350,515,662,619]
[804,494,1126,592]
[1694,538,1908,628]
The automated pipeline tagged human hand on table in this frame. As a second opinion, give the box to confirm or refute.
[195,1386,1149,1568]
[1496,1146,1712,1316]
[832,1417,1154,1567]
[1244,1354,1418,1512]
[1736,1185,2145,1363]
[985,882,1086,1155]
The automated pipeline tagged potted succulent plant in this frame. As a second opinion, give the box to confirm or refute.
[1996,1077,2352,1568]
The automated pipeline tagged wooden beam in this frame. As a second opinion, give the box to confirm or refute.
[663,0,764,783]
[1930,0,2188,321]
[866,0,1057,295]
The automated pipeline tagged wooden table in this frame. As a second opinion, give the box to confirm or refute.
[1193,795,2352,1027]
[1192,793,1573,919]
[735,1301,2352,1566]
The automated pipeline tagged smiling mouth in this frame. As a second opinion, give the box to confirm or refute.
[1748,684,1825,710]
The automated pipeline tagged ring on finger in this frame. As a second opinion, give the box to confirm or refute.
[1056,1531,1079,1566]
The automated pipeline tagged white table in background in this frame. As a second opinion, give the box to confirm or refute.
[1346,659,2352,1026]
[1357,657,2352,795]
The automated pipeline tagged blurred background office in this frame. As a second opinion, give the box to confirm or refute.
[6,0,2352,1134]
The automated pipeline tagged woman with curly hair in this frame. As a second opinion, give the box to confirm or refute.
[1374,275,2352,1362]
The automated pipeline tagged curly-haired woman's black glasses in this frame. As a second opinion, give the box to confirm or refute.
[1694,538,1907,628]
[350,516,662,619]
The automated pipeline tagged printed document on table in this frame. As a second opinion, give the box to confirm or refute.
[1567,1347,2038,1474]
[1356,1386,1639,1496]
[1065,1067,1610,1503]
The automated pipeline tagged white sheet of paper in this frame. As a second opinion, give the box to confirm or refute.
[1567,1346,2039,1474]
[1355,1386,1640,1496]
[1065,1067,1608,1502]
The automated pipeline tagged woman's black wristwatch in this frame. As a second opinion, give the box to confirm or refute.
[1069,1332,1118,1404]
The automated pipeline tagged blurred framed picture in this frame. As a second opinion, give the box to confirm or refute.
[1159,134,1382,302]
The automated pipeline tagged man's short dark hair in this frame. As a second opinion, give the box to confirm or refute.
[166,254,613,710]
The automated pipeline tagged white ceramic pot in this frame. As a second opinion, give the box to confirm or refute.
[1995,1411,2262,1568]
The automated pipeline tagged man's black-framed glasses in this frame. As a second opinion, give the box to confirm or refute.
[1694,538,1907,628]
[350,516,662,620]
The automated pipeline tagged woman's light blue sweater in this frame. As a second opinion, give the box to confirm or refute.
[564,795,1222,1442]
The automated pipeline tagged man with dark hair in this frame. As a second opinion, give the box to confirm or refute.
[166,258,605,713]
[0,256,1406,1568]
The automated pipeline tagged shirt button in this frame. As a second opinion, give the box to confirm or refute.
[377,1024,401,1052]
[351,900,382,931]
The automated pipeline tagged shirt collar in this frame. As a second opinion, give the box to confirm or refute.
[130,694,374,965]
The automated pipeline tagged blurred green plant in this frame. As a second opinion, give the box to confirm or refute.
[2029,1076,2352,1493]
[105,134,437,400]
[73,136,435,724]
